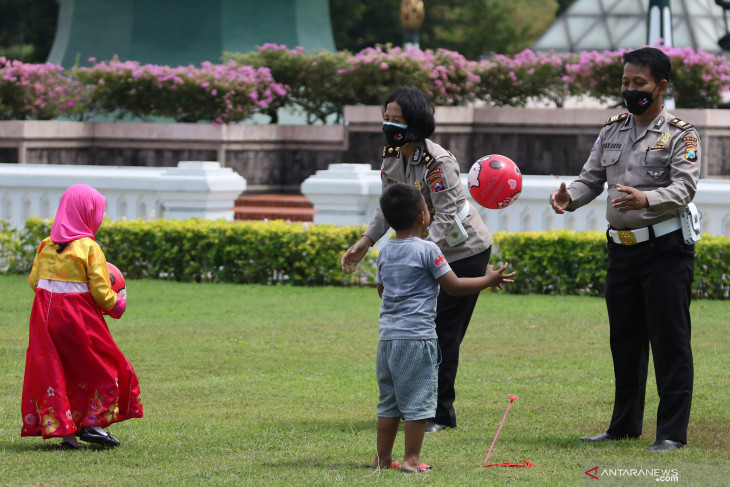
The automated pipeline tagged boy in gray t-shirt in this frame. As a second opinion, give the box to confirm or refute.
[370,183,514,473]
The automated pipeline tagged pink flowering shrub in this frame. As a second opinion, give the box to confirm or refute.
[228,44,481,120]
[336,45,482,107]
[665,47,730,108]
[564,47,730,108]
[1,45,729,123]
[476,54,531,107]
[73,57,288,123]
[225,45,307,121]
[422,48,481,106]
[337,44,432,106]
[516,50,576,108]
[564,50,630,106]
[476,50,578,107]
[0,57,86,120]
[225,44,353,123]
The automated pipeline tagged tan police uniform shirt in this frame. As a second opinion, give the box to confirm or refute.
[566,108,701,229]
[364,139,493,263]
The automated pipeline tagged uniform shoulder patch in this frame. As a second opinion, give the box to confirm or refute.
[604,113,629,126]
[426,166,442,181]
[382,146,400,158]
[668,118,694,130]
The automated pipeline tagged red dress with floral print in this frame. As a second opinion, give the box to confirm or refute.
[21,237,143,438]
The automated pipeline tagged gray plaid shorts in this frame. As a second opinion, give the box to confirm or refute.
[376,339,440,421]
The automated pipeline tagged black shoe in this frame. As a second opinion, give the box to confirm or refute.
[580,432,618,442]
[60,441,79,450]
[647,439,684,452]
[79,427,121,448]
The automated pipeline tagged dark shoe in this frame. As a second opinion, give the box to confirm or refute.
[647,439,684,452]
[60,441,79,450]
[425,421,450,433]
[79,427,121,448]
[580,432,618,442]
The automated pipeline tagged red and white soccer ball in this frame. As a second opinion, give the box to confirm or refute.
[467,154,522,209]
[107,262,126,293]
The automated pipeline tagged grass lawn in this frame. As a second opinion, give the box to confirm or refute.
[0,274,728,486]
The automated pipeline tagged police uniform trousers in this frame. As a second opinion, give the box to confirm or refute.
[604,229,694,444]
[433,248,491,428]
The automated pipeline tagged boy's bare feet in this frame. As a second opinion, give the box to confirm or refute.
[369,458,400,469]
[400,462,432,473]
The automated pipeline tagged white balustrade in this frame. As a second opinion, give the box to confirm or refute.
[302,164,730,237]
[0,161,246,227]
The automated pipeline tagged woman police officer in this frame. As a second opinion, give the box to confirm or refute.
[341,86,494,432]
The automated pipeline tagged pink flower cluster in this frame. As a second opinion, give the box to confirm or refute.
[0,56,85,120]
[259,44,306,56]
[74,57,288,123]
[426,48,481,105]
[337,44,480,105]
[563,46,730,107]
[3,44,730,123]
[337,44,429,105]
[663,46,730,102]
[338,44,730,109]
[476,50,573,106]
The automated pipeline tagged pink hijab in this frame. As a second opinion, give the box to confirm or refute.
[50,184,106,243]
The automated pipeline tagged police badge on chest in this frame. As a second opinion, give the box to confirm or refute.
[647,169,665,179]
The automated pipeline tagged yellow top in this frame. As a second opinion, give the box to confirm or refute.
[28,236,117,311]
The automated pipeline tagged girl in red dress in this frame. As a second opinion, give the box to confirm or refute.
[21,184,143,450]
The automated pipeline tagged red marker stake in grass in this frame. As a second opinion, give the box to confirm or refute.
[484,394,534,468]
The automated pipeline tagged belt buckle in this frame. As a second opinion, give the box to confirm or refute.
[618,230,636,245]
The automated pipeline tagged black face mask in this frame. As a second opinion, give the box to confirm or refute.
[382,122,408,148]
[623,87,658,115]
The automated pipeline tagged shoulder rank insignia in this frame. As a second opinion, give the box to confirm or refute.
[382,146,400,158]
[604,113,629,126]
[422,151,435,168]
[669,118,694,130]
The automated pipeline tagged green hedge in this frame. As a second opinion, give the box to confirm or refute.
[491,230,730,299]
[0,219,28,274]
[693,235,730,300]
[4,218,377,286]
[2,220,728,299]
[491,230,608,297]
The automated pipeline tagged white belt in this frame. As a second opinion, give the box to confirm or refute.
[37,279,89,293]
[455,201,470,222]
[608,217,681,245]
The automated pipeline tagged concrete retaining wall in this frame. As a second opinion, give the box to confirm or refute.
[1,107,728,192]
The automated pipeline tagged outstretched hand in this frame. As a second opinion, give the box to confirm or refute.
[486,262,516,290]
[341,237,372,274]
[550,182,570,214]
